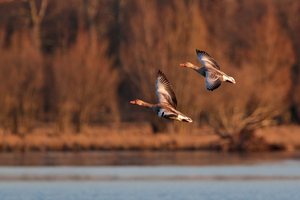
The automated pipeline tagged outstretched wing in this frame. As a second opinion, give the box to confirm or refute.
[205,71,222,91]
[196,49,220,70]
[156,70,177,108]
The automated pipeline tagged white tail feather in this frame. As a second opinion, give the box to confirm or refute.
[223,75,236,84]
[178,114,193,123]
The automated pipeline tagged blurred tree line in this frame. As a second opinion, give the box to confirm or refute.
[0,0,299,149]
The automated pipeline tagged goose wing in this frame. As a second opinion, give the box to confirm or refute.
[158,106,192,123]
[158,107,178,119]
[205,70,222,91]
[156,70,177,108]
[196,49,220,70]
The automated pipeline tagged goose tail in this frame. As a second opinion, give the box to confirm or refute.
[223,75,236,84]
[177,114,193,123]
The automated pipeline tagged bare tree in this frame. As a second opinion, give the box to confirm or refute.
[53,31,119,132]
[204,3,295,151]
[0,33,43,134]
[276,0,300,122]
[28,0,48,49]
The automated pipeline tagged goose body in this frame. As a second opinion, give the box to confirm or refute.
[180,49,236,91]
[130,70,192,123]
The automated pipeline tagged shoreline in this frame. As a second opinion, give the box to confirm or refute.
[0,125,300,153]
[0,150,299,166]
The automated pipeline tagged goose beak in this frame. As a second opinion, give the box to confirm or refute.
[179,63,186,68]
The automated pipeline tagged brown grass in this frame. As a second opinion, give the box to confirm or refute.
[0,124,300,152]
[255,125,300,151]
[0,124,218,152]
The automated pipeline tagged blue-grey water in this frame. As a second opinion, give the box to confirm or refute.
[0,159,300,200]
[0,179,299,200]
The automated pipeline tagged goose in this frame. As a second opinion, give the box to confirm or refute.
[130,70,193,123]
[180,49,236,91]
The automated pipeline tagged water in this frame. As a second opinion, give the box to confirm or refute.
[0,180,299,200]
[0,158,300,200]
[0,151,298,166]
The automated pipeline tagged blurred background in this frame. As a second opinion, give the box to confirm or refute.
[0,0,299,152]
[0,1,300,200]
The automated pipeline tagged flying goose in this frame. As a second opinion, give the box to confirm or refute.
[130,70,193,123]
[180,49,236,91]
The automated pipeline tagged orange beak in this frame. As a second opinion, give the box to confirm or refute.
[179,63,186,67]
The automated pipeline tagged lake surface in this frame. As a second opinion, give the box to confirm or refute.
[0,151,300,200]
[1,151,299,166]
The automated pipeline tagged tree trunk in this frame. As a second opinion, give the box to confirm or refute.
[11,108,19,134]
[73,110,83,133]
[32,23,41,49]
[28,0,48,50]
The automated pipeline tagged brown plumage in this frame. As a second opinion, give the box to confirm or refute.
[180,49,236,91]
[130,70,192,123]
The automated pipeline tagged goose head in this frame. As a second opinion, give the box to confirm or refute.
[130,99,143,106]
[180,62,196,69]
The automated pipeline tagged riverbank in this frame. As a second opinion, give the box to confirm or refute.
[0,124,299,152]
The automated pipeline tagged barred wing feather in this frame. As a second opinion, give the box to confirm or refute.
[205,71,222,91]
[196,49,220,70]
[156,70,177,108]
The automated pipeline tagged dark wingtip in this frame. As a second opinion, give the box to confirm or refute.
[196,49,210,56]
[157,70,165,77]
[157,70,169,83]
